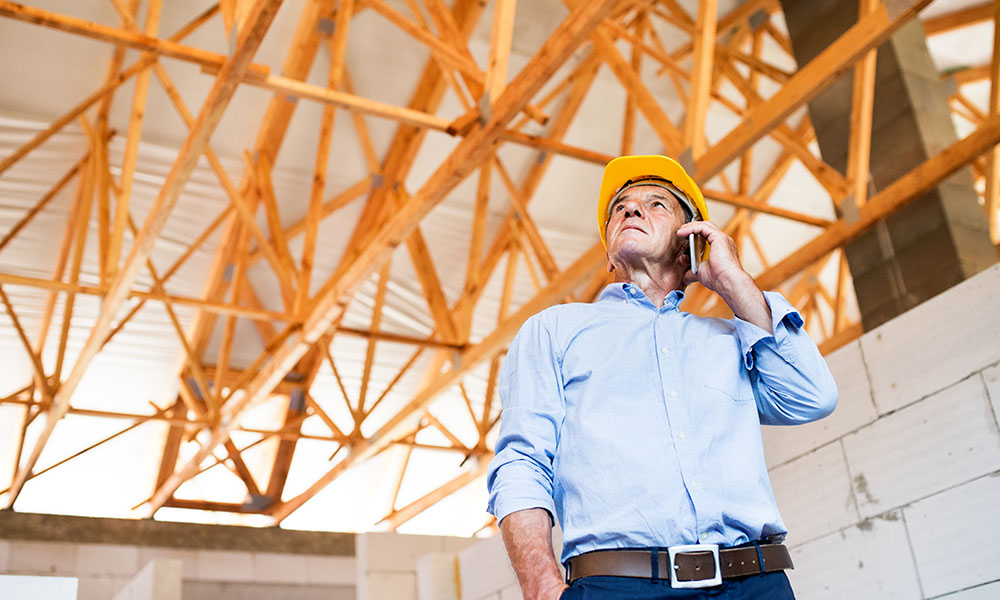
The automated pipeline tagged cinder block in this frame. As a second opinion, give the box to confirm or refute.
[305,555,355,586]
[0,574,79,599]
[499,584,523,600]
[366,571,417,600]
[194,549,253,583]
[251,551,308,585]
[762,341,878,468]
[113,559,182,600]
[904,474,1000,598]
[358,532,446,573]
[458,535,516,600]
[77,575,126,600]
[0,540,10,571]
[7,540,76,575]
[935,580,1000,600]
[984,365,1000,430]
[860,263,1000,414]
[787,513,922,600]
[135,547,197,580]
[416,553,458,600]
[76,544,138,577]
[440,535,479,554]
[769,441,859,546]
[842,376,1000,518]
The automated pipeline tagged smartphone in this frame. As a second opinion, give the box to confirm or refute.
[688,233,705,275]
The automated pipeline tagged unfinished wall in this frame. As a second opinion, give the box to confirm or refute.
[354,532,480,600]
[0,513,356,600]
[766,261,1000,599]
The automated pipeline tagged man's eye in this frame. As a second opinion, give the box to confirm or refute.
[615,205,624,212]
[652,201,664,208]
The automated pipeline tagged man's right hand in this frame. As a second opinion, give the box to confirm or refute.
[499,509,567,600]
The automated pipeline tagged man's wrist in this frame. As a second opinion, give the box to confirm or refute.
[715,270,760,308]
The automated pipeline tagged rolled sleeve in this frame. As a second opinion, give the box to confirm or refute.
[487,315,565,523]
[734,292,838,425]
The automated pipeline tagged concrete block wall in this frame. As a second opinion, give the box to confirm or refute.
[0,538,355,599]
[766,261,1000,599]
[355,532,479,600]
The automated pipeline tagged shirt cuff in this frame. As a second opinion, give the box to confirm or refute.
[488,492,556,526]
[733,291,805,368]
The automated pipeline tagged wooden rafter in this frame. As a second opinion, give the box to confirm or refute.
[4,0,285,508]
[1,0,993,529]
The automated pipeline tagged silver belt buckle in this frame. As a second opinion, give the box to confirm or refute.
[668,544,722,589]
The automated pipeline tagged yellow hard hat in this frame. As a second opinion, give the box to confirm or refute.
[597,155,710,251]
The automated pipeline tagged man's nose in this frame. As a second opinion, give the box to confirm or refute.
[621,199,643,219]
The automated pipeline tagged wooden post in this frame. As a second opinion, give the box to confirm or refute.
[685,0,719,159]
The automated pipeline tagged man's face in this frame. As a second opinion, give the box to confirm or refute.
[605,185,689,266]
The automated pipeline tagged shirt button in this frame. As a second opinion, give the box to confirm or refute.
[691,480,699,489]
[622,300,628,305]
[670,390,678,397]
[678,432,686,440]
[661,347,669,355]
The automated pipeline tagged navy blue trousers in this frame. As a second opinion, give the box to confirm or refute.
[560,572,796,599]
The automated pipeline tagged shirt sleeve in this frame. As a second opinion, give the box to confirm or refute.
[486,315,565,523]
[732,291,839,425]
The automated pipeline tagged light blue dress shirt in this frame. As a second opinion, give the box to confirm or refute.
[487,282,838,564]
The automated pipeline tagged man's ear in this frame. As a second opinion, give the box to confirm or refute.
[606,257,615,273]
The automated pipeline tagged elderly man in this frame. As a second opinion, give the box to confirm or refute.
[486,155,837,600]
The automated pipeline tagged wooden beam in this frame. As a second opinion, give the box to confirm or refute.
[251,151,299,304]
[0,156,85,255]
[985,0,1000,244]
[107,0,163,283]
[3,0,285,509]
[484,0,517,104]
[846,0,879,209]
[620,16,642,155]
[922,1,993,36]
[499,130,614,165]
[693,0,933,184]
[700,189,833,227]
[0,2,270,79]
[0,286,53,399]
[756,113,1000,290]
[405,224,461,344]
[358,261,391,415]
[465,160,492,293]
[684,0,718,158]
[379,462,487,529]
[493,157,559,280]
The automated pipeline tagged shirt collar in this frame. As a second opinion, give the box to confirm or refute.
[597,282,686,311]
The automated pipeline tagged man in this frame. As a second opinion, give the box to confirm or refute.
[486,155,838,599]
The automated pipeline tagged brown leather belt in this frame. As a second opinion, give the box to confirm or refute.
[567,543,793,588]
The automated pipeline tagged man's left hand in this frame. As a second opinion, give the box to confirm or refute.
[677,220,750,293]
[676,220,773,333]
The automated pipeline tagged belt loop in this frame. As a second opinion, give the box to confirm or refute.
[650,548,659,579]
[564,560,571,584]
[753,542,765,574]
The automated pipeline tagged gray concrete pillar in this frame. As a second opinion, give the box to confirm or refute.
[778,0,996,329]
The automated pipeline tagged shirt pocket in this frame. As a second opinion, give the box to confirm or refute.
[695,334,754,402]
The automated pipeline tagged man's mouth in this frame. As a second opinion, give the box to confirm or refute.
[620,225,646,234]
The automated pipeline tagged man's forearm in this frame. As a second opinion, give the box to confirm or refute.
[718,272,772,333]
[500,508,567,600]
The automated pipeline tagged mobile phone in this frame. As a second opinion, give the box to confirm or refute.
[688,233,702,275]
